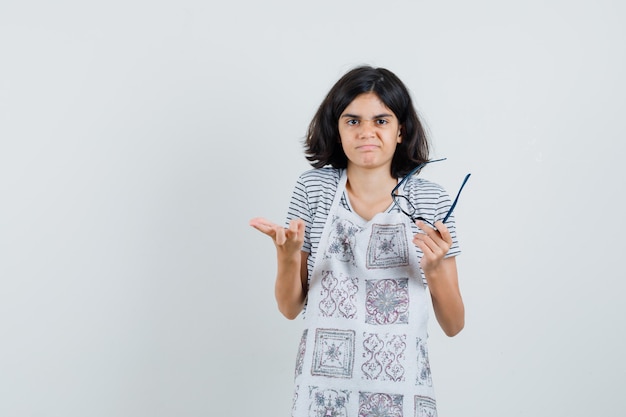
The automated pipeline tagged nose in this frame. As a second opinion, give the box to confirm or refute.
[357,119,376,138]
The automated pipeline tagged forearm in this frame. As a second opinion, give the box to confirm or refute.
[425,258,465,336]
[274,250,308,320]
[249,218,308,319]
[430,285,464,336]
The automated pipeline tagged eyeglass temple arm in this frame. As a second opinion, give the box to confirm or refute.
[443,173,471,223]
[391,157,448,197]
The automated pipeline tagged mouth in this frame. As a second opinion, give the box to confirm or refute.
[357,145,379,151]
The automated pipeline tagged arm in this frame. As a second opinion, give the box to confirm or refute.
[249,217,309,320]
[274,249,308,320]
[413,220,465,336]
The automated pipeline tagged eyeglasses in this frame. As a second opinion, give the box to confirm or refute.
[391,158,471,229]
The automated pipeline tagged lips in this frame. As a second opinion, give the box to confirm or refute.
[357,145,379,151]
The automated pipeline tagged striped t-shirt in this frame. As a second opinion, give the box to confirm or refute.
[286,167,461,286]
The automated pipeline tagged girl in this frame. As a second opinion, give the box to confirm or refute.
[250,65,465,417]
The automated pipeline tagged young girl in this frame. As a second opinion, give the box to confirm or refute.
[250,66,465,417]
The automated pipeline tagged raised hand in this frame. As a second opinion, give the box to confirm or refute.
[250,217,308,319]
[249,217,305,255]
[412,220,453,275]
[412,219,463,336]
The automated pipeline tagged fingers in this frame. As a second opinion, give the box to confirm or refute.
[249,217,280,238]
[249,217,273,229]
[432,220,453,247]
[289,218,305,234]
[413,220,452,258]
[285,218,305,246]
[250,217,305,248]
[275,225,287,245]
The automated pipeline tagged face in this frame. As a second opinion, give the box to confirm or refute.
[338,92,402,171]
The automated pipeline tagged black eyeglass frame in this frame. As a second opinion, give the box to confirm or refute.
[391,158,471,229]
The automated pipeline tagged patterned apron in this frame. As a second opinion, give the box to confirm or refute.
[291,171,437,417]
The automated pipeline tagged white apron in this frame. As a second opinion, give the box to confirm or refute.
[291,171,437,417]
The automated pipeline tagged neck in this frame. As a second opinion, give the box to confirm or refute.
[345,165,396,197]
[344,165,397,221]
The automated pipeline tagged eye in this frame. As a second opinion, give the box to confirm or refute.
[346,119,359,126]
[375,119,389,125]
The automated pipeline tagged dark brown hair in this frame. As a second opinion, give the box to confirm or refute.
[305,66,430,178]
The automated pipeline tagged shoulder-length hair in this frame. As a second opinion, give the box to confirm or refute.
[304,66,431,178]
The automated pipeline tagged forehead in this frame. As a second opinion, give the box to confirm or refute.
[341,92,395,116]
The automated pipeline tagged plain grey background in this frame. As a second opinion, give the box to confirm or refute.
[1,0,625,416]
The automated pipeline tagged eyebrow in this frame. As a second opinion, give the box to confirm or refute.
[340,113,395,119]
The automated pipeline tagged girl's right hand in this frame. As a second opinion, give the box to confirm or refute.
[249,217,305,256]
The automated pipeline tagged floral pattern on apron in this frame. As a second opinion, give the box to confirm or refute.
[291,171,437,417]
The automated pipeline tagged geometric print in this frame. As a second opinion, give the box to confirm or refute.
[308,387,350,417]
[287,176,444,417]
[312,328,356,378]
[365,278,410,325]
[361,332,407,382]
[359,392,403,417]
[295,330,307,379]
[366,223,409,269]
[319,270,358,319]
[414,395,437,417]
[291,385,299,417]
[323,216,362,265]
[415,337,432,386]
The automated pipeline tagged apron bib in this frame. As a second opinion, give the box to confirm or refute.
[291,171,437,417]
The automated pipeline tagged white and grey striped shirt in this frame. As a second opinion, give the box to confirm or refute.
[286,167,461,284]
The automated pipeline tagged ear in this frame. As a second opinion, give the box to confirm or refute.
[397,126,403,143]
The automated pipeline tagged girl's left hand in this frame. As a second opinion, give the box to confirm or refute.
[413,220,453,275]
